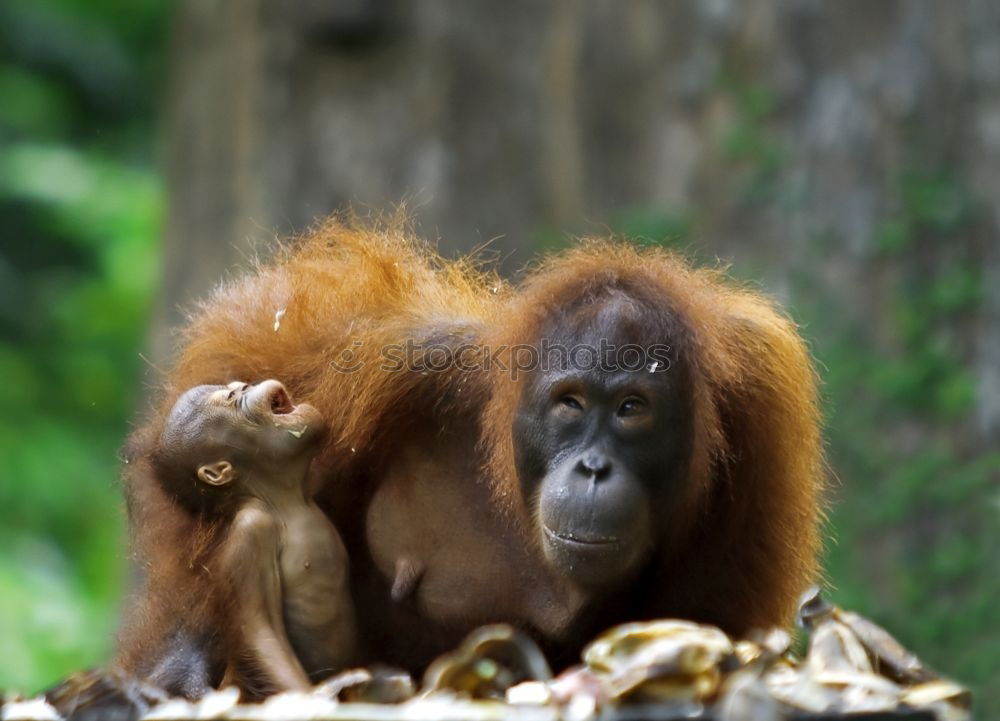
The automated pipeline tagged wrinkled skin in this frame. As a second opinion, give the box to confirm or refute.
[513,305,695,589]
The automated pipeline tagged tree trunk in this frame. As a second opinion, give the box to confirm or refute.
[154,0,999,436]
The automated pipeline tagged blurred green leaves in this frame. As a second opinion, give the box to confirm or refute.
[793,170,1000,714]
[0,0,168,693]
[611,208,695,248]
[0,539,119,690]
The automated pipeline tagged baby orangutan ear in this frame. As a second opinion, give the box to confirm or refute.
[197,460,235,486]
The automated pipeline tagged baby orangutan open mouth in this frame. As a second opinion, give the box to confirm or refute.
[269,385,294,414]
[230,380,322,438]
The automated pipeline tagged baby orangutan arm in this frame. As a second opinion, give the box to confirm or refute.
[216,501,312,694]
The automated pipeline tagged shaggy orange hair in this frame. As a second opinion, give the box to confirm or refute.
[118,218,824,689]
[482,239,823,631]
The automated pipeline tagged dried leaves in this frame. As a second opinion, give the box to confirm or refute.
[4,591,970,721]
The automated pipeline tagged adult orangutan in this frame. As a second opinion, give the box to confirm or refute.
[116,218,824,697]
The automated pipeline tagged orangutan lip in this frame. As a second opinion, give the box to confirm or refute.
[544,525,620,547]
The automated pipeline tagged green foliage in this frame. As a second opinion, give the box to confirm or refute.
[0,0,167,693]
[718,76,787,204]
[611,208,695,248]
[794,171,1000,716]
[534,208,694,254]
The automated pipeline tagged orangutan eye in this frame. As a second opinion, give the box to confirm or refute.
[558,395,584,411]
[618,397,645,417]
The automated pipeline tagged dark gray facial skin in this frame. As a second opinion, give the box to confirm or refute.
[512,295,695,589]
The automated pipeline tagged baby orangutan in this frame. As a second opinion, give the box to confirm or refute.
[152,379,356,695]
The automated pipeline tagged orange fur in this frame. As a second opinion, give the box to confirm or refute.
[167,216,505,481]
[481,239,823,630]
[118,218,824,689]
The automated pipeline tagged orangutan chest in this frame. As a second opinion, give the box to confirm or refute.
[364,439,526,626]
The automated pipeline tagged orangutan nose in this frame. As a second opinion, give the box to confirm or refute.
[575,452,611,481]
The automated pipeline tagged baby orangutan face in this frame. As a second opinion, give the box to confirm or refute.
[159,379,324,493]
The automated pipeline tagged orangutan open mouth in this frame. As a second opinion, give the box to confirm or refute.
[269,386,294,415]
[543,525,621,547]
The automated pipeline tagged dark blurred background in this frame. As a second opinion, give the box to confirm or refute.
[1,0,997,713]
